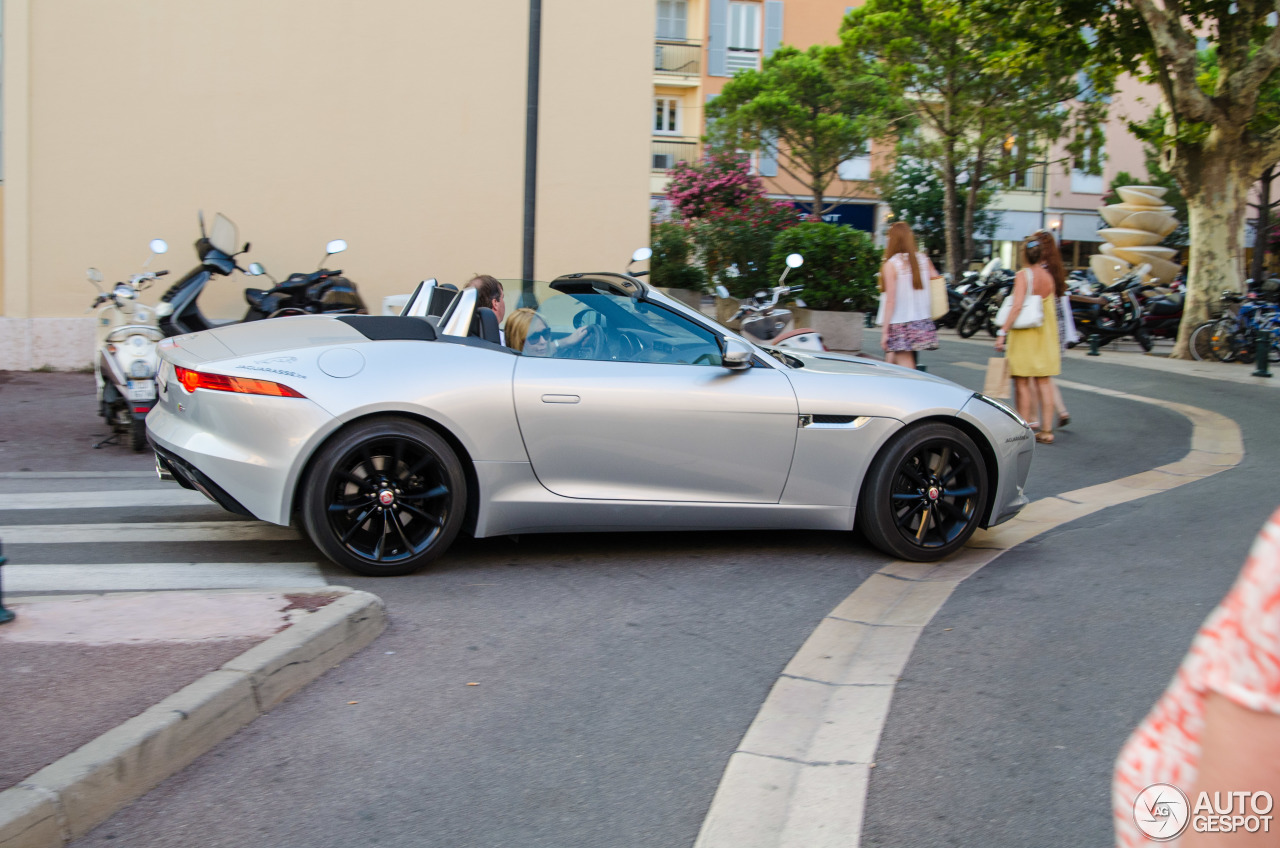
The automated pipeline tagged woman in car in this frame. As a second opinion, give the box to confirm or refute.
[503,307,594,357]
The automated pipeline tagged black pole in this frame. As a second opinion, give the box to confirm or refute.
[520,0,542,308]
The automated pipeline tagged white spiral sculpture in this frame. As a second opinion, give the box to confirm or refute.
[1091,185,1181,285]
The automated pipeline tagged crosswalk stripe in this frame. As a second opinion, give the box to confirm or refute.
[0,521,302,544]
[4,562,327,592]
[0,489,217,511]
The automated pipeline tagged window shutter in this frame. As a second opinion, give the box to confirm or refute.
[759,132,778,177]
[657,0,672,38]
[764,1,784,57]
[708,0,729,77]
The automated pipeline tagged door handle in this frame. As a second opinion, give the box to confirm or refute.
[541,394,580,404]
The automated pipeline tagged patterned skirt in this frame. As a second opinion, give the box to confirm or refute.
[885,318,939,352]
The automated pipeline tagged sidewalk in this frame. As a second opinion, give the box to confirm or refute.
[0,587,386,848]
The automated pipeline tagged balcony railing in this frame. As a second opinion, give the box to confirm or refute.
[726,48,761,74]
[1003,167,1047,193]
[655,40,701,76]
[652,138,699,171]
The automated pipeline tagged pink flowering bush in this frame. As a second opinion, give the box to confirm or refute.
[667,153,764,220]
[692,198,803,298]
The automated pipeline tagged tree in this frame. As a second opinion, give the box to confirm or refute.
[841,0,1105,282]
[770,222,881,311]
[1034,1,1280,357]
[876,154,999,266]
[705,44,905,220]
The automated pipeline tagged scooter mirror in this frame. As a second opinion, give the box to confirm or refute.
[149,239,169,255]
[631,247,653,263]
[714,285,731,299]
[785,253,804,269]
[87,268,104,284]
[326,239,348,256]
[247,263,266,276]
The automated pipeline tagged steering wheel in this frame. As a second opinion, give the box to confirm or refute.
[568,324,606,359]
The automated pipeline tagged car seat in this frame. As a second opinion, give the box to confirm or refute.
[469,306,501,344]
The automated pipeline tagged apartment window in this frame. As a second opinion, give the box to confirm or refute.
[657,0,688,41]
[838,148,872,181]
[654,97,681,135]
[1071,137,1105,194]
[728,2,761,50]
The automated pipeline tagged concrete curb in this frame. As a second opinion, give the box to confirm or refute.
[694,384,1245,848]
[0,588,386,848]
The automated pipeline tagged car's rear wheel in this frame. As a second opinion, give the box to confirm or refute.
[857,422,989,562]
[301,417,466,577]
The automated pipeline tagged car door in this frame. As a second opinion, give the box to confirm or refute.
[512,290,798,503]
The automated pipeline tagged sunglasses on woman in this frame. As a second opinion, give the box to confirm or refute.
[527,329,550,345]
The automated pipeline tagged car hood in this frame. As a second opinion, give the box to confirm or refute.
[767,347,975,420]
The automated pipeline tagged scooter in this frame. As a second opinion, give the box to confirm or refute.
[156,212,366,336]
[1069,264,1151,350]
[242,239,366,319]
[1135,283,1184,340]
[721,253,826,351]
[88,239,170,451]
[956,259,1015,338]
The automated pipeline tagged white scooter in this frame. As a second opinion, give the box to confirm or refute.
[88,238,169,451]
[721,253,826,351]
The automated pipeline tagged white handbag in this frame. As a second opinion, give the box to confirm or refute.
[994,269,1044,330]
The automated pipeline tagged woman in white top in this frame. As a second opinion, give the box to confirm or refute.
[879,221,940,369]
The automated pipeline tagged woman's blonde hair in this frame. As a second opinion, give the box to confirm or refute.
[881,221,924,290]
[503,307,539,352]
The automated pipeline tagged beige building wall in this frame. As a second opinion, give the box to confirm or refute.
[2,0,651,368]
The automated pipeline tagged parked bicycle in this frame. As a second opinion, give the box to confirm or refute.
[1189,290,1280,363]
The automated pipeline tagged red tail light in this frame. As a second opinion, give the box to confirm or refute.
[175,366,306,398]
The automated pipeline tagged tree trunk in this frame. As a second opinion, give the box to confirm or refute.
[1171,148,1252,359]
[812,185,824,222]
[963,153,985,272]
[941,140,961,283]
[1249,166,1273,284]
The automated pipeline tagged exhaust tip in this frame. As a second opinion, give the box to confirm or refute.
[154,453,175,482]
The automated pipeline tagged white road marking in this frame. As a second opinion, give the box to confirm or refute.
[0,521,301,544]
[4,562,327,592]
[0,489,216,510]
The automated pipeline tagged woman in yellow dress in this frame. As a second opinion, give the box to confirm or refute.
[994,231,1062,444]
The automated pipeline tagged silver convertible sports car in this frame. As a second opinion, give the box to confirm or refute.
[148,272,1034,577]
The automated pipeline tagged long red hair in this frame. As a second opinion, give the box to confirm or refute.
[1021,230,1067,296]
[881,221,923,290]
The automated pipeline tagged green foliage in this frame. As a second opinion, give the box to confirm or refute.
[691,200,803,298]
[876,155,998,261]
[769,223,881,312]
[649,221,707,292]
[706,44,906,217]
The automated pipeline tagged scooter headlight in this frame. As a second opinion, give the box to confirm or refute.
[154,302,174,317]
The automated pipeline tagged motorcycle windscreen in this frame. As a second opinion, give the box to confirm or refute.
[209,213,240,256]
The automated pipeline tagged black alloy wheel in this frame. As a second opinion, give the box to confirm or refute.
[301,418,466,577]
[858,422,989,561]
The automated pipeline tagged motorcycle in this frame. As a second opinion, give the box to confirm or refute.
[1134,283,1184,341]
[242,239,366,320]
[1068,264,1151,350]
[956,259,1015,338]
[719,253,826,351]
[156,212,366,336]
[88,239,170,451]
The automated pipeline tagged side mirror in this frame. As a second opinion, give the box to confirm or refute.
[714,285,731,299]
[149,239,168,255]
[326,239,348,256]
[722,337,753,370]
[87,268,104,284]
[786,253,804,269]
[247,263,266,276]
[631,247,652,263]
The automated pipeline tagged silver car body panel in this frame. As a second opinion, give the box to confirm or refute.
[148,280,1032,539]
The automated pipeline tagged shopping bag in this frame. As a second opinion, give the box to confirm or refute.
[983,356,1011,398]
[929,276,950,321]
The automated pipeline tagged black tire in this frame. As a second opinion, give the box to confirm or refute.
[1134,329,1154,352]
[956,302,986,338]
[130,417,147,452]
[1188,321,1216,361]
[301,417,467,577]
[857,422,989,562]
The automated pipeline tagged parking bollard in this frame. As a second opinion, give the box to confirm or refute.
[0,541,14,625]
[1253,333,1273,378]
[1087,334,1102,356]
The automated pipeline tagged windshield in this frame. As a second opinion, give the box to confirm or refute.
[209,213,239,256]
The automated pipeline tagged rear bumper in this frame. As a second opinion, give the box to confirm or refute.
[153,443,254,517]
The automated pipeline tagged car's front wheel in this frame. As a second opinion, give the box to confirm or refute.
[857,422,989,562]
[301,417,467,577]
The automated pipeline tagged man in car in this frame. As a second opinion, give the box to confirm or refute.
[468,274,506,344]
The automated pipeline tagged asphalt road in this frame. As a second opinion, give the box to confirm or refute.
[0,353,1241,848]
